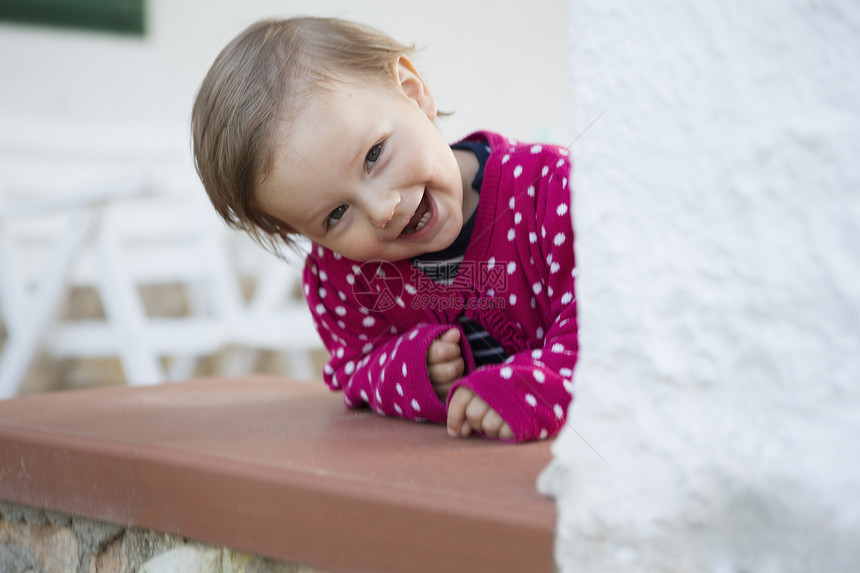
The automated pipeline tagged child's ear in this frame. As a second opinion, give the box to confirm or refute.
[393,56,437,120]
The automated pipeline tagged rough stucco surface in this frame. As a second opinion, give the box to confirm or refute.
[539,1,860,571]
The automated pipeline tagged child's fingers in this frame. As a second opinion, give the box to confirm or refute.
[499,423,514,441]
[428,357,464,388]
[480,408,507,438]
[439,328,460,345]
[446,387,473,437]
[464,393,491,434]
[427,340,461,365]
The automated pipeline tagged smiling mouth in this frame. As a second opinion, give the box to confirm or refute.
[400,191,431,236]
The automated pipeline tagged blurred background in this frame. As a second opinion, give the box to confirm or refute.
[0,0,572,397]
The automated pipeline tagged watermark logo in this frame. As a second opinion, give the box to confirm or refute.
[351,261,404,312]
[350,260,509,312]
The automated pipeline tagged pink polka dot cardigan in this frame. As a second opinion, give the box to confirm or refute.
[302,131,578,442]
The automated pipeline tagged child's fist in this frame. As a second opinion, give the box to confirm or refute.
[426,328,464,401]
[447,387,514,440]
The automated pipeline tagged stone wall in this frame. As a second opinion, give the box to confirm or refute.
[0,502,330,573]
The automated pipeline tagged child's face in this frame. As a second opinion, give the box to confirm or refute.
[255,60,465,262]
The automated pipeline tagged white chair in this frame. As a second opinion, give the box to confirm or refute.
[0,118,323,400]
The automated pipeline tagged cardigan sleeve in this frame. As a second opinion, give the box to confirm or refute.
[303,251,476,424]
[448,151,578,442]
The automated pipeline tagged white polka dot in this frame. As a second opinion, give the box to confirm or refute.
[554,233,567,246]
[394,404,403,415]
[344,396,353,407]
[542,166,549,177]
[335,306,347,317]
[379,353,387,366]
[405,284,417,295]
[525,394,537,407]
[362,316,375,328]
[564,380,575,394]
[487,257,495,270]
[561,292,573,305]
[532,350,543,360]
[557,158,565,168]
[548,286,554,297]
[376,389,382,402]
[532,283,542,295]
[514,212,522,224]
[360,389,369,402]
[408,330,419,340]
[560,368,573,378]
[315,304,326,315]
[487,289,495,297]
[509,294,517,306]
[557,203,568,217]
[345,361,355,375]
[507,261,517,274]
[501,367,513,379]
[554,404,565,418]
[541,226,547,238]
[536,326,544,339]
[346,274,355,285]
[533,370,546,383]
[396,383,404,396]
[336,347,345,359]
[362,343,373,353]
[331,375,340,388]
[411,399,421,412]
[552,343,565,353]
[502,154,510,164]
[539,429,549,439]
[324,364,334,375]
[528,185,535,197]
[304,284,310,296]
[507,228,516,241]
[509,197,515,210]
[530,144,543,154]
[513,165,523,178]
[531,297,537,309]
[338,320,346,329]
[402,363,408,376]
[529,232,537,243]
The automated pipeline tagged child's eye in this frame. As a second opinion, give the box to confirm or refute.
[364,143,383,172]
[327,205,348,228]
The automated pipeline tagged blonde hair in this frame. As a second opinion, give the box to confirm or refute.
[191,17,414,253]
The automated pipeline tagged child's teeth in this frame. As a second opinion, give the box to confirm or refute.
[415,211,430,231]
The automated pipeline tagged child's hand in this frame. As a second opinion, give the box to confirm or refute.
[447,387,514,440]
[427,328,465,401]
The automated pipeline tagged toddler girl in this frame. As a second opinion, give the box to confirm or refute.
[191,17,577,442]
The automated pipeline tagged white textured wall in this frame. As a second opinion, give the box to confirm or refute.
[540,0,860,571]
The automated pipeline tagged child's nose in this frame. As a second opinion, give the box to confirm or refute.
[365,191,402,229]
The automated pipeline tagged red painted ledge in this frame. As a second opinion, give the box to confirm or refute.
[0,376,555,573]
